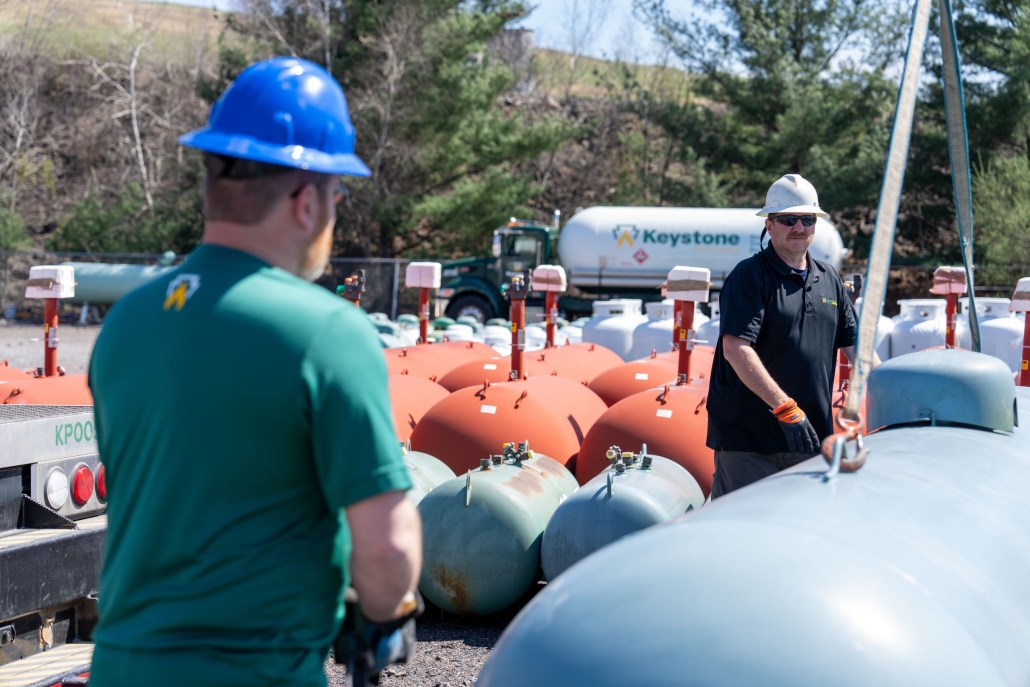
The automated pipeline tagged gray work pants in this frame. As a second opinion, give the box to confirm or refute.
[710,450,818,499]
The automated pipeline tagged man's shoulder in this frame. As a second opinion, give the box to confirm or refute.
[724,251,771,289]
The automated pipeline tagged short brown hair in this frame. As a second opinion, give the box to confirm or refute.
[202,153,335,225]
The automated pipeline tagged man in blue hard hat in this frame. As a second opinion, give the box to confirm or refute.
[88,57,422,686]
[706,174,877,498]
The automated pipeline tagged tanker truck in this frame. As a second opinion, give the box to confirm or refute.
[437,206,849,322]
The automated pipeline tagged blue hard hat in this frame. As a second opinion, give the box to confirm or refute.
[179,57,370,177]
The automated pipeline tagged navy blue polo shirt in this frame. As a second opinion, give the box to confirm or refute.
[706,245,857,453]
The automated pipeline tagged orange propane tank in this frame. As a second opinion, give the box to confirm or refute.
[388,374,450,441]
[0,361,32,381]
[654,345,716,381]
[437,356,546,392]
[1,374,94,405]
[527,342,623,384]
[433,340,498,358]
[587,352,680,407]
[409,380,587,474]
[384,342,492,382]
[576,379,714,494]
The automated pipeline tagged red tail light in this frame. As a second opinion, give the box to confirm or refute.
[96,464,107,500]
[72,465,94,505]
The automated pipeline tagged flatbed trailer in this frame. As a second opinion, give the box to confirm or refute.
[0,406,106,685]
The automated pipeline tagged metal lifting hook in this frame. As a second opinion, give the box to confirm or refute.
[822,431,869,481]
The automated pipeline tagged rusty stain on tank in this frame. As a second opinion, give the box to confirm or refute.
[502,466,547,496]
[433,563,473,615]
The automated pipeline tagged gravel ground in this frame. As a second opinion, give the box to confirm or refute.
[0,321,102,374]
[1,319,514,685]
[325,612,507,687]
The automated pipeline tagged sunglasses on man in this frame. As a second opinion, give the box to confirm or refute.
[771,214,818,227]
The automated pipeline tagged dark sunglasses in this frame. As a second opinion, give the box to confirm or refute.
[772,214,817,227]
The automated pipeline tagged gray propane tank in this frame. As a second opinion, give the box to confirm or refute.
[479,350,1030,686]
[417,441,579,616]
[403,446,456,506]
[541,444,704,581]
[63,261,174,305]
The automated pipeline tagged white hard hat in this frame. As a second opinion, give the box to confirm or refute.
[757,173,828,217]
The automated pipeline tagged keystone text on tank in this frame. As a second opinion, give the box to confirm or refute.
[639,231,741,247]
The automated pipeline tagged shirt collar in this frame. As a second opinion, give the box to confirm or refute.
[760,244,825,276]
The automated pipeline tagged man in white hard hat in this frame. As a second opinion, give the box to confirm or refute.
[705,173,877,498]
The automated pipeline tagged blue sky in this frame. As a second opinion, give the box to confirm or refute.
[167,0,692,63]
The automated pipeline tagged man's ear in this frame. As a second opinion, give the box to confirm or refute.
[291,183,320,234]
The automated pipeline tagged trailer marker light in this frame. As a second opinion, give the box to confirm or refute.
[97,464,107,499]
[45,469,69,509]
[72,465,94,505]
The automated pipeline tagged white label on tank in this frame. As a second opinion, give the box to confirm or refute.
[656,409,673,418]
[484,364,497,370]
[635,373,649,380]
[481,405,497,414]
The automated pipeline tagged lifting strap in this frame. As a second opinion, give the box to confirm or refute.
[843,0,982,423]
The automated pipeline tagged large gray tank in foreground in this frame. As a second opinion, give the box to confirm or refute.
[478,350,1030,686]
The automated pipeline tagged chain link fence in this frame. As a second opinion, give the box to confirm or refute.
[0,250,417,322]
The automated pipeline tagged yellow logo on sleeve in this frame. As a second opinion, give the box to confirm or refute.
[163,274,201,311]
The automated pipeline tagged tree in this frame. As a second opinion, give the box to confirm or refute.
[0,204,30,308]
[217,0,577,257]
[633,0,908,248]
[971,154,1030,289]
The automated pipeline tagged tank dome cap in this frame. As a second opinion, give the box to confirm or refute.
[866,349,1015,432]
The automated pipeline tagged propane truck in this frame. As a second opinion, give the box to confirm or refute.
[437,206,849,322]
[0,406,104,686]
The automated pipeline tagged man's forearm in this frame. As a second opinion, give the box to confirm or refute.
[347,492,423,623]
[722,334,790,409]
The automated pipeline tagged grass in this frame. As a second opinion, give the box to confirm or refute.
[533,47,693,100]
[0,0,225,65]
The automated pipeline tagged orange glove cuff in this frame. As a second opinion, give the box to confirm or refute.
[771,399,806,424]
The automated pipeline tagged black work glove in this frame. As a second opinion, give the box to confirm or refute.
[335,588,423,687]
[772,399,821,454]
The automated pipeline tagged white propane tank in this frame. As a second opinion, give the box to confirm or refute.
[694,300,720,348]
[582,300,649,361]
[484,325,512,355]
[443,324,477,342]
[855,297,894,361]
[524,325,547,351]
[628,300,709,360]
[562,324,583,344]
[890,299,947,355]
[558,207,848,292]
[957,297,1025,373]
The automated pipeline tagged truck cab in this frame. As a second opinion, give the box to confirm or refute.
[438,220,558,322]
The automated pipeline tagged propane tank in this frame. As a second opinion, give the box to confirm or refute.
[1,374,93,405]
[443,324,477,342]
[417,441,579,615]
[402,445,456,506]
[854,297,894,361]
[576,267,715,492]
[530,342,623,384]
[388,374,450,441]
[581,300,649,361]
[0,361,32,381]
[957,297,1024,373]
[629,301,710,361]
[694,300,720,348]
[587,352,678,407]
[890,299,948,355]
[478,351,1030,687]
[410,378,591,473]
[383,340,495,381]
[541,444,704,581]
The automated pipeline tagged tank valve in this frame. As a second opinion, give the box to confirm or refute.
[480,458,492,470]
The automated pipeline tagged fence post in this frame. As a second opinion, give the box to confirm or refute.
[391,261,400,321]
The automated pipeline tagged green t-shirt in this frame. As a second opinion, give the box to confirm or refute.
[87,245,410,664]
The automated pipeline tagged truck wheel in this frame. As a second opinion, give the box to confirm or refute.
[446,295,494,323]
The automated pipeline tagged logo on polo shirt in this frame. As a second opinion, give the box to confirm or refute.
[820,296,838,306]
[164,274,201,311]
